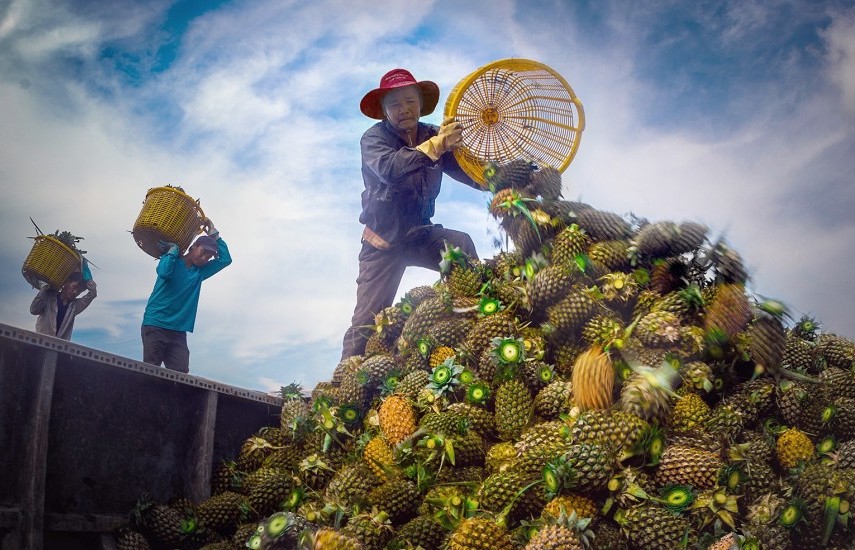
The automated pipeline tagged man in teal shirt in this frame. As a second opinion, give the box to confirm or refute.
[141,219,231,373]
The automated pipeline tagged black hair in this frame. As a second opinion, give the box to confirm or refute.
[65,272,84,285]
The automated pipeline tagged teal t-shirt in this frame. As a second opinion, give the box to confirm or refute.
[142,238,231,332]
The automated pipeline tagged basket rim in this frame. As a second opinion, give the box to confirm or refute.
[144,186,207,220]
[444,57,586,184]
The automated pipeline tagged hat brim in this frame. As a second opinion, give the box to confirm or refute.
[360,81,439,120]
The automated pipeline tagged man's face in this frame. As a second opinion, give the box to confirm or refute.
[382,86,422,133]
[187,245,215,267]
[60,280,83,299]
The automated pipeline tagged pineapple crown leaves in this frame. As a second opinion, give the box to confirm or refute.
[656,484,696,514]
[792,314,821,340]
[689,488,740,531]
[752,295,791,321]
[465,380,491,405]
[377,370,402,396]
[416,336,435,358]
[439,242,472,275]
[603,469,653,515]
[477,295,503,317]
[427,358,464,397]
[278,382,304,400]
[522,252,549,280]
[490,336,526,366]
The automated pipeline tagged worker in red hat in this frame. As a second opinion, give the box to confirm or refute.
[340,68,482,359]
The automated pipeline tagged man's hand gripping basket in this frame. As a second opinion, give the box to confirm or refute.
[132,186,206,259]
[444,58,585,185]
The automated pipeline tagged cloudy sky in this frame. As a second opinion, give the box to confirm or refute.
[1,0,853,394]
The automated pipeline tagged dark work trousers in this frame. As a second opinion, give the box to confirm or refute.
[340,225,477,360]
[141,325,191,373]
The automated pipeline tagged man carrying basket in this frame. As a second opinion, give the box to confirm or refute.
[141,218,231,373]
[340,68,482,359]
[30,263,97,340]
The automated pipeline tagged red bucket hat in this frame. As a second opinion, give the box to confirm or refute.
[360,68,440,120]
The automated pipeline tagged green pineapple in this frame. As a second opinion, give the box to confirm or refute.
[550,224,590,267]
[478,469,544,526]
[633,220,683,260]
[484,158,535,191]
[132,498,184,549]
[669,392,711,433]
[569,409,655,463]
[711,242,748,284]
[448,516,517,550]
[441,243,484,299]
[114,527,152,550]
[654,444,723,490]
[587,240,630,271]
[526,263,575,319]
[533,379,573,420]
[325,459,381,509]
[494,378,534,441]
[542,285,599,341]
[635,310,681,348]
[575,208,632,242]
[391,515,448,550]
[815,333,855,371]
[196,490,246,537]
[528,165,564,200]
[704,282,752,344]
[613,503,691,549]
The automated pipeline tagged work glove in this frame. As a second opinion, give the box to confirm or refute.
[204,218,219,239]
[81,257,93,282]
[157,240,180,256]
[415,117,464,161]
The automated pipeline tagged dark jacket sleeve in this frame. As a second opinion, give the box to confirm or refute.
[361,124,435,188]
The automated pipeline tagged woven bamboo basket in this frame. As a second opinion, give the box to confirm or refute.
[444,58,585,186]
[22,235,82,290]
[132,186,206,258]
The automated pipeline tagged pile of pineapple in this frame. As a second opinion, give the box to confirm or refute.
[117,161,855,550]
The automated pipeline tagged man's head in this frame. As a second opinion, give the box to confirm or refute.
[360,68,439,123]
[185,235,218,267]
[60,272,85,299]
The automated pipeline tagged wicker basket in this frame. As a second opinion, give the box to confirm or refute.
[22,235,82,290]
[444,58,585,186]
[132,186,206,258]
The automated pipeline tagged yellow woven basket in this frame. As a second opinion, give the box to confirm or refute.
[22,235,82,290]
[444,58,585,186]
[132,186,206,258]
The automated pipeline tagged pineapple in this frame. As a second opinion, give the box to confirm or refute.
[494,378,534,441]
[775,427,815,470]
[613,503,691,549]
[378,394,417,446]
[704,282,752,343]
[550,224,590,267]
[669,392,711,432]
[533,379,573,420]
[114,527,152,550]
[542,493,599,520]
[542,285,599,341]
[368,479,421,525]
[570,345,615,411]
[362,435,395,480]
[309,527,364,549]
[448,517,517,550]
[574,208,632,242]
[654,444,723,490]
[391,515,448,550]
[528,165,564,200]
[633,220,682,260]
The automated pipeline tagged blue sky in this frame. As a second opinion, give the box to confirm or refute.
[1,0,854,393]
